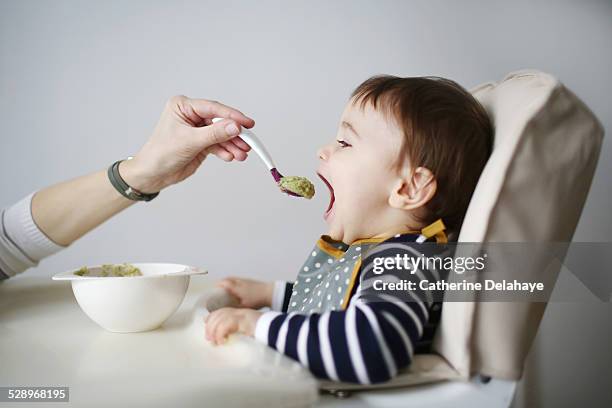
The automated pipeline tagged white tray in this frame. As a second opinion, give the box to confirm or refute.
[0,276,318,408]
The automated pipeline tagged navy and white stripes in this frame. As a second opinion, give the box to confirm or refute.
[254,235,447,384]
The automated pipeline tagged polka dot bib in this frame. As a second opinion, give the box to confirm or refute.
[287,220,448,314]
[287,236,384,314]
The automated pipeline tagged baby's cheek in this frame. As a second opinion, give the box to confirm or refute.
[354,169,389,203]
[340,184,383,223]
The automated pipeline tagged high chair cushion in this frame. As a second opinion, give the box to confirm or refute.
[433,69,604,380]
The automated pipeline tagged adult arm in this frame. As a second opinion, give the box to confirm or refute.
[0,96,254,279]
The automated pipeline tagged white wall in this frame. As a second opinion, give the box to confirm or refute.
[1,1,610,406]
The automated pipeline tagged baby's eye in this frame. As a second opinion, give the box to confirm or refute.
[336,139,352,148]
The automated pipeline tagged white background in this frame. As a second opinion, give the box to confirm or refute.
[1,1,610,406]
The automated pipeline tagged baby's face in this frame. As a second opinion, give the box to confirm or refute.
[317,100,406,244]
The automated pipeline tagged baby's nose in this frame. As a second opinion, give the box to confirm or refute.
[317,146,328,161]
[317,143,333,161]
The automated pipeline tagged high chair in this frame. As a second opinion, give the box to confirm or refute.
[316,69,604,407]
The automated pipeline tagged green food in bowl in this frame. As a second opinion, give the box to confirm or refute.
[75,263,142,277]
[278,176,315,199]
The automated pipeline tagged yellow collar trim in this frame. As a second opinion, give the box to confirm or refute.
[351,237,386,245]
[341,257,362,310]
[351,230,422,246]
[421,219,448,243]
[318,220,447,258]
[316,237,345,259]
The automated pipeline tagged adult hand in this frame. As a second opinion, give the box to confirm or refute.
[120,95,255,193]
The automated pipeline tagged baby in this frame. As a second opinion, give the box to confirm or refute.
[204,75,493,384]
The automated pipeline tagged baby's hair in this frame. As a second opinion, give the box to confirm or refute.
[351,75,494,236]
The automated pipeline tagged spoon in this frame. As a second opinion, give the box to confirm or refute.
[211,117,302,197]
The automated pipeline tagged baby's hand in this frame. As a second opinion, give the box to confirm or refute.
[216,277,273,309]
[204,307,262,345]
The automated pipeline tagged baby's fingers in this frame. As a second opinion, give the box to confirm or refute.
[214,320,238,345]
[204,309,226,340]
[204,317,212,341]
[217,277,237,290]
[217,280,241,301]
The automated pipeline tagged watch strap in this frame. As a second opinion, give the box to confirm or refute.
[107,160,159,202]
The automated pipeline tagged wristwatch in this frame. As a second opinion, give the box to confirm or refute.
[107,157,159,202]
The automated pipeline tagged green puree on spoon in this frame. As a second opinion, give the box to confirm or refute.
[278,176,315,199]
[210,118,316,199]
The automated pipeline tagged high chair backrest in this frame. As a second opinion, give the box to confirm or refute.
[433,69,604,380]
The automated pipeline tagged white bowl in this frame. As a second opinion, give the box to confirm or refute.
[52,263,207,333]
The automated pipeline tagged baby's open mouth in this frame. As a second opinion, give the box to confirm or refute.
[317,173,335,218]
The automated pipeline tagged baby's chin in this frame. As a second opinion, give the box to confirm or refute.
[326,224,361,245]
[325,224,345,244]
[326,211,369,244]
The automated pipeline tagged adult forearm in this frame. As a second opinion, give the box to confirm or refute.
[31,167,135,246]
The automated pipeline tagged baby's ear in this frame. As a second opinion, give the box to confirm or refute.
[388,166,437,211]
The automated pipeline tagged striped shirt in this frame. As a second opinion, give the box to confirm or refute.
[255,233,448,384]
[0,193,64,280]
